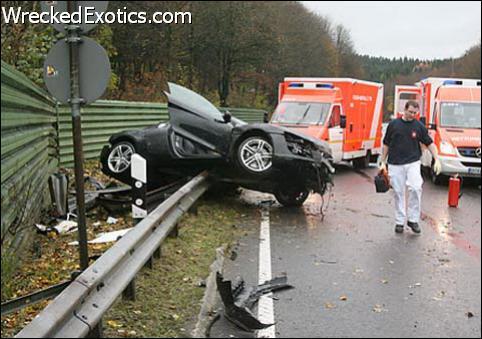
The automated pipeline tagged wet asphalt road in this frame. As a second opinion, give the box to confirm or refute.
[210,164,481,338]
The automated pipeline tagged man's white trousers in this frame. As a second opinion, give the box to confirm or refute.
[388,161,423,225]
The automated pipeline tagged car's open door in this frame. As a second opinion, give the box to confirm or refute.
[165,83,233,156]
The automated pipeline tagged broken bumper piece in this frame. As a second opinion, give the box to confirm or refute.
[216,272,293,332]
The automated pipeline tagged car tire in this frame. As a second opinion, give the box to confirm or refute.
[237,135,273,176]
[105,141,136,178]
[274,187,309,207]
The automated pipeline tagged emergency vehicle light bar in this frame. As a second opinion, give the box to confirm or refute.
[287,82,334,89]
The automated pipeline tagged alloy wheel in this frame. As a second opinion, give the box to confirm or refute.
[107,142,134,173]
[239,137,273,173]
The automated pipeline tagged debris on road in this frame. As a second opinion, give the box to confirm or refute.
[215,272,293,332]
[324,302,336,309]
[35,220,78,236]
[106,216,118,224]
[68,228,132,246]
[373,304,388,313]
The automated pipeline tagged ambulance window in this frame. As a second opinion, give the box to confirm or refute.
[400,93,418,100]
[399,92,419,113]
[330,106,341,127]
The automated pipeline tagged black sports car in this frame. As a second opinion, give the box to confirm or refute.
[100,83,335,207]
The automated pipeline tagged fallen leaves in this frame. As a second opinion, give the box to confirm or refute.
[107,320,123,329]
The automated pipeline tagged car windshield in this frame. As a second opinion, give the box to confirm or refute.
[440,102,481,129]
[167,83,224,120]
[271,102,331,125]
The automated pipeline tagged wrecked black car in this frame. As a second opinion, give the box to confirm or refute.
[100,83,334,207]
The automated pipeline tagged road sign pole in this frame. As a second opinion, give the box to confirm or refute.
[43,0,110,271]
[67,1,89,271]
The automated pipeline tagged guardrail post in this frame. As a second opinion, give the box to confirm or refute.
[131,154,147,223]
[190,201,199,216]
[144,256,154,269]
[87,319,103,338]
[126,154,149,298]
[169,223,179,238]
[122,280,136,301]
[154,246,162,259]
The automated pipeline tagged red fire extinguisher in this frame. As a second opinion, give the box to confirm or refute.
[448,176,461,208]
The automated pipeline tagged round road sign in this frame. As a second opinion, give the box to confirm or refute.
[44,36,111,105]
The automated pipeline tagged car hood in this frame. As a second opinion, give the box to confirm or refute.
[272,123,326,140]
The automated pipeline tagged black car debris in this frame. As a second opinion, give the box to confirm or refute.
[100,83,335,207]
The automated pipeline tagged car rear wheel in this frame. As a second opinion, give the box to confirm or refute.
[237,136,273,175]
[274,187,309,207]
[107,141,135,174]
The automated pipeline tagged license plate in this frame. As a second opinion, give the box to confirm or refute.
[468,167,481,175]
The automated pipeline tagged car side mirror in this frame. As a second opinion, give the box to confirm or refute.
[263,112,269,123]
[429,123,437,130]
[340,116,347,129]
[223,111,232,123]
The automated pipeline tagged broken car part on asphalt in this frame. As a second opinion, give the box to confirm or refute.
[215,272,293,332]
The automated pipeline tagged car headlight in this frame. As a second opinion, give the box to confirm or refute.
[285,133,312,157]
[440,141,456,156]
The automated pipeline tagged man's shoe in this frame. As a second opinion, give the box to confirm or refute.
[407,221,421,234]
[395,224,404,233]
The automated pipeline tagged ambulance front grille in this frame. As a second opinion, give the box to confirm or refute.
[458,147,480,159]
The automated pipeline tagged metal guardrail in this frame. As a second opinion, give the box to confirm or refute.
[1,281,72,316]
[16,172,210,338]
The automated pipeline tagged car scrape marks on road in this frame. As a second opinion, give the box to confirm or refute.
[257,207,276,338]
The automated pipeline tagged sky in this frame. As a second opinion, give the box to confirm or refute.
[302,1,481,60]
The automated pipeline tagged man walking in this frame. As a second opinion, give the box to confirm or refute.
[380,100,441,234]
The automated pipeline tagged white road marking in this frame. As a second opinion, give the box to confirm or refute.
[257,208,276,338]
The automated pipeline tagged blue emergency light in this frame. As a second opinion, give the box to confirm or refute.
[288,83,304,88]
[316,83,334,89]
[443,80,463,85]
